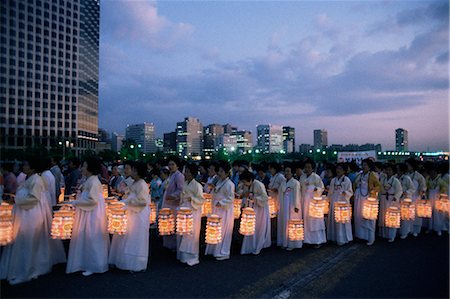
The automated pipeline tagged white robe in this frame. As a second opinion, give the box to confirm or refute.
[177,179,204,264]
[426,176,447,233]
[66,175,109,274]
[300,173,326,245]
[407,171,427,234]
[326,175,353,244]
[354,172,375,243]
[0,174,53,284]
[205,178,235,258]
[109,179,150,271]
[399,174,416,237]
[269,172,286,210]
[378,175,402,240]
[42,170,57,207]
[241,180,271,255]
[277,178,302,249]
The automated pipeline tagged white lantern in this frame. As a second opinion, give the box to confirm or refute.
[362,197,379,220]
[400,198,416,221]
[158,208,175,236]
[239,207,256,236]
[334,201,352,223]
[435,194,450,215]
[176,207,194,235]
[233,198,242,219]
[205,214,222,244]
[0,203,14,246]
[268,196,278,218]
[309,197,325,219]
[385,206,401,228]
[202,193,213,217]
[51,206,75,239]
[416,200,432,218]
[107,205,128,235]
[288,219,304,241]
[149,202,157,225]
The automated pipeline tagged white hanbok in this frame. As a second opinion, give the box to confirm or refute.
[426,176,447,233]
[327,175,353,245]
[270,172,286,210]
[205,178,235,259]
[300,173,326,245]
[109,179,150,271]
[277,178,302,249]
[378,176,402,240]
[354,172,378,243]
[0,174,53,285]
[407,171,427,235]
[399,174,416,238]
[42,170,57,207]
[177,179,204,265]
[66,175,109,274]
[241,180,271,255]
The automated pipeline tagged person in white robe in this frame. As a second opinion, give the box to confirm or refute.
[397,163,416,239]
[353,159,381,246]
[269,162,286,244]
[240,170,271,255]
[117,162,134,196]
[42,167,57,207]
[405,158,427,236]
[425,163,448,236]
[66,157,109,276]
[378,164,403,242]
[0,160,53,285]
[203,162,219,194]
[277,164,302,250]
[439,163,449,233]
[327,164,353,246]
[300,159,326,248]
[205,161,235,260]
[109,161,150,272]
[177,163,205,266]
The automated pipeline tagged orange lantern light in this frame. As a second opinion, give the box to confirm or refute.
[202,193,213,217]
[107,203,127,235]
[268,196,278,218]
[239,207,256,236]
[234,198,242,219]
[288,219,304,241]
[158,208,175,236]
[362,197,379,220]
[205,214,222,244]
[400,198,416,221]
[334,201,352,223]
[51,206,75,239]
[0,203,14,246]
[102,184,109,198]
[309,197,325,219]
[322,195,330,215]
[58,187,65,203]
[435,194,450,215]
[385,206,401,228]
[416,200,432,218]
[176,207,194,235]
[149,202,157,225]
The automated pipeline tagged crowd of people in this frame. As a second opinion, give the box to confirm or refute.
[0,155,448,285]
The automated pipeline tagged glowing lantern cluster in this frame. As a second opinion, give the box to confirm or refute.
[202,193,213,217]
[50,204,75,239]
[149,202,157,225]
[322,195,330,215]
[400,199,416,221]
[309,197,325,219]
[0,203,14,246]
[362,197,379,220]
[239,207,256,236]
[334,201,352,223]
[234,198,242,219]
[288,219,304,241]
[158,208,175,236]
[416,200,432,218]
[102,184,109,198]
[385,206,401,228]
[205,214,222,244]
[435,194,450,215]
[176,207,194,235]
[268,196,278,218]
[107,204,128,235]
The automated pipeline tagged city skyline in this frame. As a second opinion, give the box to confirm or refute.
[99,0,449,152]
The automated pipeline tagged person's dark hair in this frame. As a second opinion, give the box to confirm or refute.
[160,168,170,176]
[268,162,281,173]
[335,163,346,173]
[132,161,148,178]
[293,161,304,171]
[438,161,449,175]
[232,160,239,167]
[208,161,219,172]
[111,163,120,169]
[384,163,395,172]
[185,163,199,177]
[423,161,436,173]
[327,163,337,176]
[217,160,231,174]
[304,158,316,170]
[374,162,383,170]
[240,170,254,182]
[397,163,408,174]
[83,156,102,175]
[150,168,160,177]
[199,161,209,170]
[123,160,134,168]
[69,157,81,168]
[167,156,181,167]
[362,158,374,170]
[283,162,294,171]
[51,155,62,165]
[42,157,52,170]
[405,158,419,171]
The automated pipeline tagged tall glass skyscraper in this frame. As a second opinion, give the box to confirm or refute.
[0,0,100,155]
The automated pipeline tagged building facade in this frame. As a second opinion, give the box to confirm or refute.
[163,131,176,155]
[282,126,295,153]
[125,122,156,154]
[257,124,283,153]
[176,116,203,158]
[111,132,124,152]
[203,123,224,158]
[313,129,328,149]
[395,128,408,152]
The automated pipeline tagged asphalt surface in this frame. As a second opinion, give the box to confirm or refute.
[1,222,448,298]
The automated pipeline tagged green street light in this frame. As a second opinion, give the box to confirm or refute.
[130,145,135,149]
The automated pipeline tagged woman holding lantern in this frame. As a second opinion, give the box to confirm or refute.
[397,163,416,239]
[300,159,326,248]
[353,159,381,246]
[205,161,235,260]
[109,162,150,272]
[278,163,302,250]
[327,163,353,246]
[405,158,427,236]
[424,162,448,236]
[378,163,403,242]
[239,170,271,255]
[177,163,205,266]
[66,157,110,276]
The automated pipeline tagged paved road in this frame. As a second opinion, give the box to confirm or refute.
[1,227,448,298]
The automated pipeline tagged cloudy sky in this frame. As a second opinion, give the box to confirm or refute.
[98,0,449,152]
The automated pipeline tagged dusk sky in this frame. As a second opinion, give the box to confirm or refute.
[98,0,449,152]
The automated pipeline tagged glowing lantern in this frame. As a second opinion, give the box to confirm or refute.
[416,200,432,218]
[58,187,65,203]
[322,195,330,215]
[239,207,256,236]
[107,204,127,235]
[0,203,14,246]
[102,184,109,198]
[268,196,278,218]
[400,198,416,221]
[334,201,352,223]
[205,214,222,244]
[158,208,175,236]
[362,197,379,220]
[176,207,194,235]
[202,193,213,217]
[385,206,401,228]
[234,198,242,219]
[288,219,304,241]
[309,197,325,219]
[149,202,157,225]
[51,206,75,239]
[435,194,450,215]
